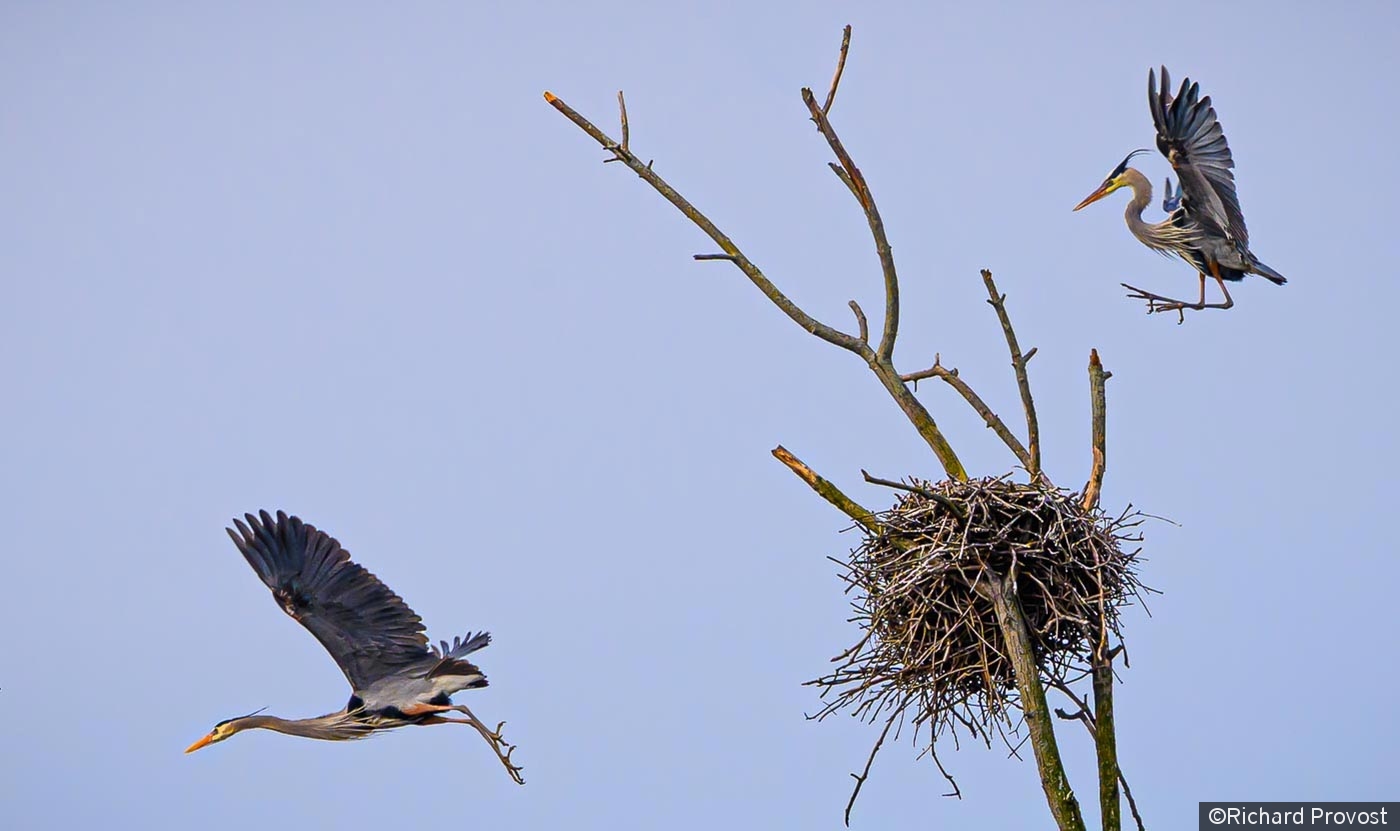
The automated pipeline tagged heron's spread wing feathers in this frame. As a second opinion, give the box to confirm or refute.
[228,510,432,691]
[1149,66,1249,247]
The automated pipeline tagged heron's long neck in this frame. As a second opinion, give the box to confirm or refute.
[1120,168,1155,242]
[232,713,352,741]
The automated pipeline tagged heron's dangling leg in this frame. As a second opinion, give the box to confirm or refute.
[419,704,525,784]
[1121,265,1233,323]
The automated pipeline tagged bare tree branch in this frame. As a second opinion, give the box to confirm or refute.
[801,88,901,363]
[543,91,870,358]
[1082,349,1110,510]
[980,270,1041,479]
[773,446,885,536]
[828,162,861,201]
[901,356,1034,472]
[617,90,630,154]
[849,300,869,343]
[980,574,1087,831]
[543,88,969,480]
[1052,675,1141,831]
[823,24,853,115]
[1093,644,1122,831]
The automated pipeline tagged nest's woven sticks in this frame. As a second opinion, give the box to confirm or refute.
[810,476,1148,798]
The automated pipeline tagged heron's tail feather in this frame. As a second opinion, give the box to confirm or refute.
[427,631,491,685]
[1250,257,1287,285]
[435,631,491,659]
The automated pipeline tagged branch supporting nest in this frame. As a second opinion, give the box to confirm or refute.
[772,446,885,537]
[547,24,1145,831]
[983,575,1086,831]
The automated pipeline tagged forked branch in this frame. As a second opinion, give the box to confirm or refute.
[542,92,867,357]
[900,353,1033,472]
[543,27,969,481]
[981,270,1042,479]
[547,25,1134,831]
[901,271,1045,480]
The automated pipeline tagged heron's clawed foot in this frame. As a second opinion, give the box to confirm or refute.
[452,705,526,785]
[1122,283,1191,324]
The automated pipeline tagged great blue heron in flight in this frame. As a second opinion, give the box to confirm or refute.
[1074,67,1286,321]
[185,510,523,784]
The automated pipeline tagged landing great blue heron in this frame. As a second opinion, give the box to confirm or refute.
[1074,67,1286,321]
[185,510,523,784]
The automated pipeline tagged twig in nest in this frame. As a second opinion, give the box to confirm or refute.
[845,708,897,826]
[813,477,1146,829]
[861,469,967,522]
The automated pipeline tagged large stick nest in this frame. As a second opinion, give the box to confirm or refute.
[810,475,1149,756]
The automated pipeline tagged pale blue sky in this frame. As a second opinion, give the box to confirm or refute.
[2,2,1396,828]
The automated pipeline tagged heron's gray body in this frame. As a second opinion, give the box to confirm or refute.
[353,634,490,715]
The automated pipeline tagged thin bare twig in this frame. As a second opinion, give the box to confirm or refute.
[1121,770,1147,831]
[849,300,869,343]
[823,24,853,115]
[542,91,866,357]
[694,253,738,262]
[544,78,968,480]
[861,469,967,522]
[901,357,1034,472]
[802,89,899,362]
[845,708,897,826]
[828,162,860,201]
[1082,349,1109,511]
[617,90,629,153]
[1052,675,1142,831]
[980,270,1041,479]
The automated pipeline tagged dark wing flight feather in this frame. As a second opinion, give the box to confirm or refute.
[1149,66,1249,247]
[227,510,432,691]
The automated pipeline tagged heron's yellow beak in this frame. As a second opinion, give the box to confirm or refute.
[184,732,217,754]
[1073,179,1120,211]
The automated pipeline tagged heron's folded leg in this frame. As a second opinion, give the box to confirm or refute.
[1206,266,1234,310]
[399,702,454,717]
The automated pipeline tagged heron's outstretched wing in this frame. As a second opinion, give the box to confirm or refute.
[1149,66,1248,247]
[227,510,432,691]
